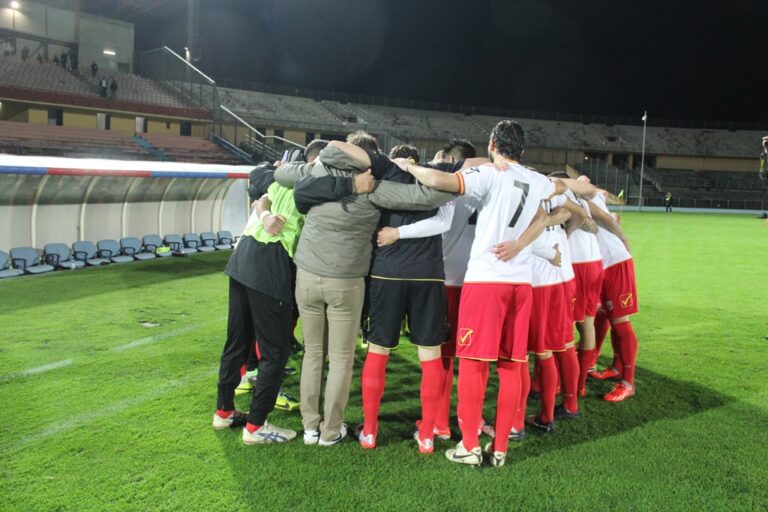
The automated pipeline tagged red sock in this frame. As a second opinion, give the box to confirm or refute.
[610,328,623,372]
[239,365,246,378]
[557,347,580,412]
[536,357,557,423]
[245,422,261,433]
[594,310,610,356]
[514,360,531,432]
[531,362,541,393]
[479,362,490,428]
[361,351,389,436]
[435,357,453,431]
[493,359,522,453]
[613,321,638,386]
[418,358,444,440]
[578,348,596,393]
[216,409,233,419]
[457,358,487,451]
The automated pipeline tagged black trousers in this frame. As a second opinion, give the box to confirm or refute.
[216,278,294,426]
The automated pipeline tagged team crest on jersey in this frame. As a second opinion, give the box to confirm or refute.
[620,293,634,309]
[605,300,614,311]
[458,328,474,347]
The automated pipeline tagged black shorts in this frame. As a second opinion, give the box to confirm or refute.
[367,278,447,348]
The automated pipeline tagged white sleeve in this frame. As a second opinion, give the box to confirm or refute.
[398,201,456,239]
[532,238,556,260]
[458,166,492,200]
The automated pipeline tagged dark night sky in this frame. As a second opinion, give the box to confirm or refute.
[134,0,768,123]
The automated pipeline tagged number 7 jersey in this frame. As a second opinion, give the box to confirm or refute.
[455,162,555,285]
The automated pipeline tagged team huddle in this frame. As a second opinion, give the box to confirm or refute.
[212,120,640,467]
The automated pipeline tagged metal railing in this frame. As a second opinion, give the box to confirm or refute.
[139,46,218,115]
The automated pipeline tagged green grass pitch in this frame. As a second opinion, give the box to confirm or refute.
[1,212,767,511]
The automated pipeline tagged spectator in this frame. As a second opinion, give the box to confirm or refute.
[665,192,673,212]
[53,55,60,66]
[70,52,78,72]
[60,53,68,69]
[20,46,29,61]
[109,77,118,99]
[759,136,768,190]
[99,76,108,98]
[91,61,98,79]
[36,53,43,64]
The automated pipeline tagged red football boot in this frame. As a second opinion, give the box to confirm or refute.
[603,382,635,402]
[589,367,621,381]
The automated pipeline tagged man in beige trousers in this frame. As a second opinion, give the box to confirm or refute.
[275,132,454,445]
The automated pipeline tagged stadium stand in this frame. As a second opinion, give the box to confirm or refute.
[140,133,243,165]
[0,59,94,96]
[72,240,111,266]
[9,246,54,274]
[0,120,152,159]
[0,57,209,118]
[97,239,135,263]
[0,250,24,278]
[120,237,156,261]
[43,243,85,270]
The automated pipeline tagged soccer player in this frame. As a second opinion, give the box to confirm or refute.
[586,190,639,402]
[213,141,376,444]
[360,144,487,453]
[560,181,604,402]
[394,120,595,467]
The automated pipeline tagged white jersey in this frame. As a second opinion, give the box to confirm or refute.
[566,190,602,264]
[457,162,555,284]
[442,196,479,286]
[531,194,568,286]
[590,193,631,268]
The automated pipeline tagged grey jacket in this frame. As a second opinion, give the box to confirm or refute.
[275,146,455,278]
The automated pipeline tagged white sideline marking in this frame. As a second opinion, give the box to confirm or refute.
[0,317,225,382]
[0,359,74,384]
[4,368,215,452]
[111,323,207,352]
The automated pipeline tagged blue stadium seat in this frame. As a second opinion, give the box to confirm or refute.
[164,234,196,255]
[198,232,218,252]
[142,235,172,258]
[72,241,111,266]
[43,243,85,270]
[9,247,55,275]
[216,230,235,250]
[0,251,24,278]
[97,239,135,263]
[121,237,156,261]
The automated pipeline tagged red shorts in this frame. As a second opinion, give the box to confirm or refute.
[528,283,566,355]
[442,285,461,358]
[572,261,604,321]
[455,283,532,362]
[601,259,639,319]
[562,279,576,343]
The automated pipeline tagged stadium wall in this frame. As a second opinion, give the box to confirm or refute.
[655,155,756,173]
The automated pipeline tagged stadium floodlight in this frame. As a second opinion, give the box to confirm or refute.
[10,1,20,9]
[103,49,116,56]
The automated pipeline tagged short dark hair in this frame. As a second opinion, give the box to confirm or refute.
[443,138,477,160]
[346,130,380,154]
[303,139,329,163]
[490,120,525,160]
[389,144,420,163]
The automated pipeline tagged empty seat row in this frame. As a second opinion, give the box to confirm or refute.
[0,231,235,279]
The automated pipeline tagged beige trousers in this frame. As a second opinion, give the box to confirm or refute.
[296,268,365,442]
